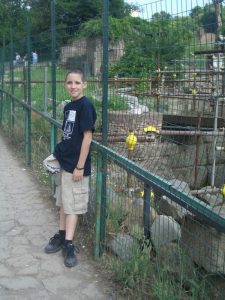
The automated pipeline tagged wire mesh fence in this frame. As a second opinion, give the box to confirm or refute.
[0,0,225,298]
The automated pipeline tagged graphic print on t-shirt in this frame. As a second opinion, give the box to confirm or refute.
[63,110,76,140]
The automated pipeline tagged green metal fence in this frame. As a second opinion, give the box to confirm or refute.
[1,0,225,298]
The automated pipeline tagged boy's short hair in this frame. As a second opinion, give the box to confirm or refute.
[65,69,86,82]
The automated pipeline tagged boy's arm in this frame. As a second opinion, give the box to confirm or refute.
[72,130,92,181]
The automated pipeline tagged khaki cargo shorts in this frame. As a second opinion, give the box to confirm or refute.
[54,170,89,215]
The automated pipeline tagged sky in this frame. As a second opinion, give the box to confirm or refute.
[126,0,211,19]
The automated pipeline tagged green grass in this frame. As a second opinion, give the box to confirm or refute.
[10,66,128,113]
[101,240,210,300]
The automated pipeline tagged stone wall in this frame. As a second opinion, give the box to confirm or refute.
[59,37,124,76]
[109,112,225,190]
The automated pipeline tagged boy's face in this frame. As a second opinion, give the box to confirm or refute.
[65,73,87,101]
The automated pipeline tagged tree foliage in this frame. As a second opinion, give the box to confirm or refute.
[79,13,194,77]
[0,1,29,44]
[189,3,224,34]
[26,0,132,34]
[0,0,133,47]
[79,16,135,42]
[109,16,194,77]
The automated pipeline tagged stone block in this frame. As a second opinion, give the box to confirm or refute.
[157,179,191,222]
[151,215,181,249]
[108,233,137,260]
[134,142,179,159]
[168,144,208,168]
[156,243,195,276]
[173,166,208,189]
[181,215,225,274]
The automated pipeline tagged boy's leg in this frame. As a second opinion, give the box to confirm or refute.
[59,206,66,230]
[61,171,89,267]
[62,214,79,267]
[44,207,66,254]
[44,172,66,253]
[65,214,78,240]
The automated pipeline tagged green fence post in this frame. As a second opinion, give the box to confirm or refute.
[102,2,109,144]
[95,151,103,258]
[0,35,5,127]
[51,0,57,152]
[23,61,27,105]
[0,48,2,127]
[50,0,57,194]
[143,183,151,239]
[99,0,109,255]
[10,29,14,129]
[25,13,32,165]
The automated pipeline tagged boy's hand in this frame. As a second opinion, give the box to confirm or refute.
[73,168,84,181]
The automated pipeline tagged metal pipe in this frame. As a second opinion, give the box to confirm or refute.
[51,0,57,151]
[143,183,151,239]
[3,77,223,85]
[95,152,103,258]
[0,35,5,127]
[94,130,224,143]
[216,146,225,151]
[44,66,48,114]
[211,78,220,187]
[194,115,201,187]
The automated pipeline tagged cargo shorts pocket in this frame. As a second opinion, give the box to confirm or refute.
[72,187,89,212]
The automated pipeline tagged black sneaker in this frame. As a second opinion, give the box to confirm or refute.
[62,242,78,268]
[44,233,65,253]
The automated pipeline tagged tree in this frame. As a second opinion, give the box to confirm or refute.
[109,0,134,18]
[109,16,194,77]
[0,0,135,48]
[79,16,135,41]
[190,3,222,34]
[0,1,29,45]
[152,11,172,20]
[190,6,203,18]
[201,5,217,33]
[25,0,132,34]
[17,0,134,58]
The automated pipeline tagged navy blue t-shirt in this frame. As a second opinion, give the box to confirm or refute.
[54,96,97,175]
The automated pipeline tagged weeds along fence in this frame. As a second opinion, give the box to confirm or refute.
[1,0,225,298]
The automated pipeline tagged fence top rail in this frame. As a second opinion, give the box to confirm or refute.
[92,140,225,234]
[1,88,224,233]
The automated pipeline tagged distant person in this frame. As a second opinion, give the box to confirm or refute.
[32,51,38,64]
[43,69,97,268]
[15,53,21,64]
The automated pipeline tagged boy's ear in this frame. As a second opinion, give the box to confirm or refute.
[83,81,87,89]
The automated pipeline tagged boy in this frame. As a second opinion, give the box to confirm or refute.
[44,69,97,268]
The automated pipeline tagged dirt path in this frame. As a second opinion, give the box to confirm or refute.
[0,132,116,300]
